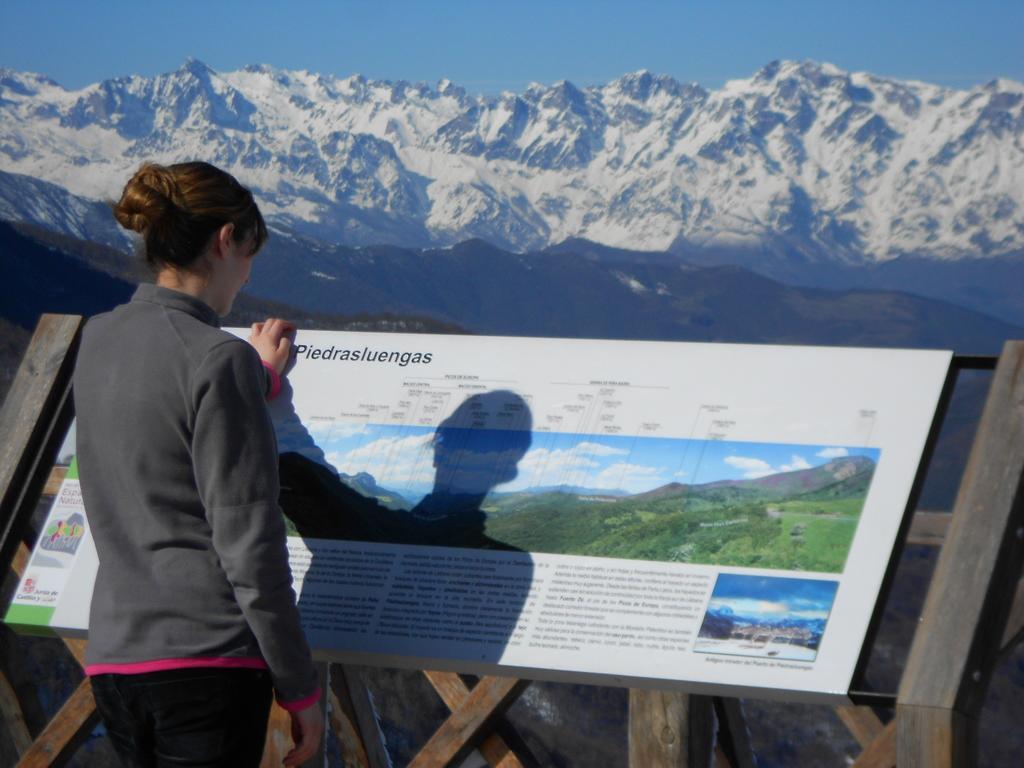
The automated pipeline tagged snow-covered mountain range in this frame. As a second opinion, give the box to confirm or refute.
[1,58,1022,262]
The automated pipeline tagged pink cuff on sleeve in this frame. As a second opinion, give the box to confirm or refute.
[277,686,321,713]
[261,360,282,401]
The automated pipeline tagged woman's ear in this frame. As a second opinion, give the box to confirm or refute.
[212,222,236,259]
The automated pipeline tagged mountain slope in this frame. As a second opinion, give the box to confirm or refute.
[241,237,1022,353]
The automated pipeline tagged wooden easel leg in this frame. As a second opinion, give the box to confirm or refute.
[328,664,371,768]
[409,676,529,768]
[0,668,33,757]
[835,703,886,750]
[423,670,537,768]
[895,706,976,768]
[15,678,99,768]
[0,315,83,573]
[339,665,392,768]
[850,718,896,768]
[628,689,715,768]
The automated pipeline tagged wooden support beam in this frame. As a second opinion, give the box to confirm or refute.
[835,705,885,750]
[328,686,370,768]
[714,698,755,768]
[61,639,87,670]
[339,666,392,768]
[423,671,471,710]
[897,340,1024,767]
[628,690,715,768]
[409,676,529,768]
[850,718,896,768]
[0,315,83,574]
[0,669,33,757]
[423,671,531,768]
[15,678,99,768]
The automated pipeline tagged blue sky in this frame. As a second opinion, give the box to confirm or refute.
[308,420,879,499]
[2,1,1021,93]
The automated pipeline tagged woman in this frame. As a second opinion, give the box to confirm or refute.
[73,161,323,767]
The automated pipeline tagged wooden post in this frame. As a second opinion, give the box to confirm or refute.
[628,690,714,768]
[897,340,1024,767]
[0,315,83,570]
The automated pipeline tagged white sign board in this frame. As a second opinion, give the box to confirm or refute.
[6,331,951,703]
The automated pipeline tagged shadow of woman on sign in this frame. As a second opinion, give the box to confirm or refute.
[402,390,532,550]
[277,389,533,552]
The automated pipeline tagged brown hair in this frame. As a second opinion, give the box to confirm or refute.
[112,161,268,273]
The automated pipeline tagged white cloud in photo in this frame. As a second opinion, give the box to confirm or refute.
[816,447,849,459]
[711,598,789,617]
[518,447,601,473]
[712,598,830,620]
[574,441,629,457]
[509,447,602,490]
[724,455,775,479]
[780,455,811,473]
[344,433,434,463]
[789,608,831,620]
[307,420,369,444]
[726,453,814,479]
[590,462,667,493]
[330,422,373,439]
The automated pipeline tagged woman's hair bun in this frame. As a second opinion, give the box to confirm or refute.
[110,160,267,273]
[112,163,186,235]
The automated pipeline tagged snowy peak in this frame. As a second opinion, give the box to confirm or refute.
[611,69,697,102]
[0,69,62,97]
[1,60,1022,260]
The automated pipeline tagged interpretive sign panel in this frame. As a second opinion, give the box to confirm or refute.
[6,331,951,702]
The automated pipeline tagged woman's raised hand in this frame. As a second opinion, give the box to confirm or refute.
[249,317,296,376]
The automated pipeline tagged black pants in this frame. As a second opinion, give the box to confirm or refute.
[91,668,273,768]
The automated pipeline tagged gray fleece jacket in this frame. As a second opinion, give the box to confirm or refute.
[73,284,317,706]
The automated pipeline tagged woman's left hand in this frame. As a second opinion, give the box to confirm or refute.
[249,317,296,376]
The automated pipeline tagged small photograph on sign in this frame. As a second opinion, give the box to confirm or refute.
[693,573,839,661]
